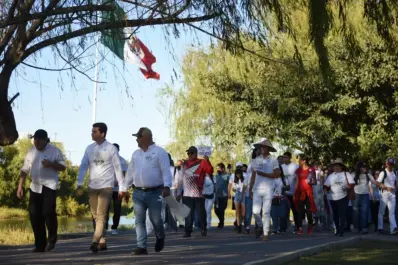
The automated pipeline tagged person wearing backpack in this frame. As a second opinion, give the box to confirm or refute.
[352,161,375,234]
[376,158,398,234]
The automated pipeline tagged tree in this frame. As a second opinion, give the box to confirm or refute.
[164,2,398,167]
[1,1,398,146]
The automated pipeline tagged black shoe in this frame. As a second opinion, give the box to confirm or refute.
[179,225,185,228]
[46,242,56,252]
[132,248,148,255]
[218,223,224,229]
[245,228,250,234]
[255,227,263,239]
[155,237,165,252]
[378,229,384,235]
[32,248,45,253]
[98,242,108,251]
[201,229,207,236]
[183,233,191,238]
[89,242,99,253]
[237,225,242,233]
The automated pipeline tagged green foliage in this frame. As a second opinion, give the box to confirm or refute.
[164,4,398,168]
[0,137,90,217]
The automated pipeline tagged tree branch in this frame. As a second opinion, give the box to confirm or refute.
[23,14,217,61]
[8,92,20,105]
[0,4,115,28]
[21,61,72,71]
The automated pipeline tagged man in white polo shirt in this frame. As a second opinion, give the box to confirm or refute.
[124,127,172,255]
[17,129,66,252]
[77,123,126,253]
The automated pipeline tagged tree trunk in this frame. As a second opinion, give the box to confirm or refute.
[0,67,19,146]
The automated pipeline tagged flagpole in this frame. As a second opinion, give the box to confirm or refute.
[92,35,100,124]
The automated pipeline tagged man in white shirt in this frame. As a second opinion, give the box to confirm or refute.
[377,158,398,234]
[105,143,128,235]
[124,127,172,255]
[281,152,299,232]
[249,139,280,241]
[17,129,66,252]
[77,123,126,253]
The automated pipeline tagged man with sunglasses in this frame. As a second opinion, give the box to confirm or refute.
[124,127,172,255]
[176,146,214,238]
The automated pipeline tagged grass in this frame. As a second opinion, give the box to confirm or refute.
[0,207,28,220]
[286,240,398,265]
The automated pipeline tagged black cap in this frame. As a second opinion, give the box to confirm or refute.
[186,146,198,153]
[132,127,152,137]
[30,129,48,140]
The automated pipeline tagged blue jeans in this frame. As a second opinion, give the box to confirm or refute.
[244,196,253,228]
[133,189,164,249]
[271,199,288,232]
[353,193,370,231]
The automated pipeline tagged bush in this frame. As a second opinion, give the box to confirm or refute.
[0,207,28,219]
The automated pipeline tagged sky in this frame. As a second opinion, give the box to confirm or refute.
[8,25,211,165]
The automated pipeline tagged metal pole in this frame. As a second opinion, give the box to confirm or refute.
[92,36,100,124]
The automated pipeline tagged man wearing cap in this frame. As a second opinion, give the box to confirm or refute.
[17,129,66,252]
[176,146,214,238]
[376,158,398,234]
[124,127,172,255]
[77,123,126,253]
[249,139,281,241]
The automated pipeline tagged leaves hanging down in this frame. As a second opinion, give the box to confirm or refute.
[165,4,398,167]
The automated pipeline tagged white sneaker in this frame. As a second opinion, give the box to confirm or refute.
[111,229,118,235]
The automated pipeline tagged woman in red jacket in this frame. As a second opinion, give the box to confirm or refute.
[294,154,317,235]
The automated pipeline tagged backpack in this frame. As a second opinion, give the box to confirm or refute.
[379,169,388,192]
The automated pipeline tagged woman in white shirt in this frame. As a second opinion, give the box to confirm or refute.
[323,158,355,237]
[352,161,374,234]
[202,174,216,230]
[376,158,398,234]
[233,169,246,233]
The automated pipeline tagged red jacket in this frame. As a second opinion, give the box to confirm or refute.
[294,167,317,213]
[183,158,213,194]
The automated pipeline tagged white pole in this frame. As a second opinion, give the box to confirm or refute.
[92,36,100,124]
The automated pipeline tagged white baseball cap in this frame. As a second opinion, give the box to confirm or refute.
[236,162,243,167]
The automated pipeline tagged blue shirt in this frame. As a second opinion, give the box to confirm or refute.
[215,173,230,197]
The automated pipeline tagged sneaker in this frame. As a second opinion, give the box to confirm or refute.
[263,235,269,241]
[361,229,369,235]
[132,248,148,255]
[308,224,313,235]
[111,229,118,235]
[98,242,107,251]
[297,228,303,235]
[46,242,56,252]
[245,227,250,234]
[89,242,99,253]
[255,227,263,239]
[201,229,207,236]
[350,224,356,233]
[390,228,398,235]
[237,225,242,234]
[155,237,165,252]
[183,233,191,238]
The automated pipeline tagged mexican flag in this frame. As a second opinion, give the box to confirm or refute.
[101,1,160,80]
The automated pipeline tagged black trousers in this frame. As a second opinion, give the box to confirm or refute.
[297,196,314,228]
[287,195,299,230]
[93,191,123,230]
[330,196,349,233]
[183,197,206,233]
[370,201,380,231]
[214,197,228,225]
[29,187,57,250]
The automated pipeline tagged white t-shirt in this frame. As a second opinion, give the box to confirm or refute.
[273,178,284,197]
[243,164,254,197]
[234,179,245,193]
[281,162,299,196]
[377,170,396,194]
[324,172,355,201]
[252,155,279,199]
[203,175,215,195]
[352,173,374,195]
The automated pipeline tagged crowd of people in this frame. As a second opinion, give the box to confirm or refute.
[16,124,398,255]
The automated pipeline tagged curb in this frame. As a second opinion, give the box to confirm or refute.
[243,236,362,265]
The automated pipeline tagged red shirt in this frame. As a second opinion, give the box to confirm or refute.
[182,159,213,197]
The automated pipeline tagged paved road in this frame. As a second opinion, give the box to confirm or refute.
[0,228,376,265]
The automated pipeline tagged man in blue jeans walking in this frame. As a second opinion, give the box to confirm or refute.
[124,127,172,255]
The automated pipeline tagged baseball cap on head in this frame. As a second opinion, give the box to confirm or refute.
[387,158,396,165]
[236,162,243,167]
[132,127,152,138]
[30,129,48,140]
[186,146,198,154]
